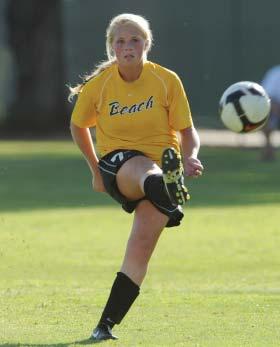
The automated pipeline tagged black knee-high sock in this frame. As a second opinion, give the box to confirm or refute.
[144,174,173,209]
[98,272,140,328]
[143,174,184,227]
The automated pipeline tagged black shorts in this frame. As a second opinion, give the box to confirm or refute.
[98,149,184,228]
[98,149,146,213]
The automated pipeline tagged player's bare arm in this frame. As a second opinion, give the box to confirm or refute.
[180,126,204,177]
[70,122,106,192]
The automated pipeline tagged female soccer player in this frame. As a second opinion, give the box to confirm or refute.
[69,13,203,342]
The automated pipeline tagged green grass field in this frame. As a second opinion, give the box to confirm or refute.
[0,140,280,347]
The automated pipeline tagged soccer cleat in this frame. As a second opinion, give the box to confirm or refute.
[90,324,118,342]
[162,147,190,205]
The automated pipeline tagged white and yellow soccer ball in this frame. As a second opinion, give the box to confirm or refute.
[219,81,271,133]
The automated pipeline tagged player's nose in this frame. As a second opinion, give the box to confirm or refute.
[124,41,134,49]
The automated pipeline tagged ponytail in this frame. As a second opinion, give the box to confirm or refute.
[68,59,116,102]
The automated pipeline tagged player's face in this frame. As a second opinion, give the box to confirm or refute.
[112,24,147,67]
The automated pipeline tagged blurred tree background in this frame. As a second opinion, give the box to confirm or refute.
[4,0,66,134]
[0,0,279,136]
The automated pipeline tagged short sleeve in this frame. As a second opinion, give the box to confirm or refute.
[168,73,193,130]
[71,81,98,128]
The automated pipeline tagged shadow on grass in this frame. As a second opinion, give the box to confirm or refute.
[0,338,103,346]
[0,147,279,212]
[0,155,116,212]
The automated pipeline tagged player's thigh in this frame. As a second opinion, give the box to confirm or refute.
[116,155,161,200]
[132,200,168,241]
[122,200,168,263]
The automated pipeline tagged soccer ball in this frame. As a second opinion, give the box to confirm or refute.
[219,81,271,133]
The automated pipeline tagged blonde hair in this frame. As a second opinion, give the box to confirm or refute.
[68,13,153,101]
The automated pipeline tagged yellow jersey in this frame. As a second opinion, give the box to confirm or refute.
[71,61,193,165]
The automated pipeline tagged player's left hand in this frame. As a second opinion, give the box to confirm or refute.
[183,156,204,178]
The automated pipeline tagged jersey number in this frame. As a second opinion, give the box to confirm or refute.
[111,151,124,163]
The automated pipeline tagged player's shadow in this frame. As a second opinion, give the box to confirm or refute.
[1,147,280,212]
[0,338,104,346]
[0,155,117,212]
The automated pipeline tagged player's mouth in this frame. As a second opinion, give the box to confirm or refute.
[124,54,135,59]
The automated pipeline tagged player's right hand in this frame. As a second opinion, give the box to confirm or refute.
[92,172,106,193]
